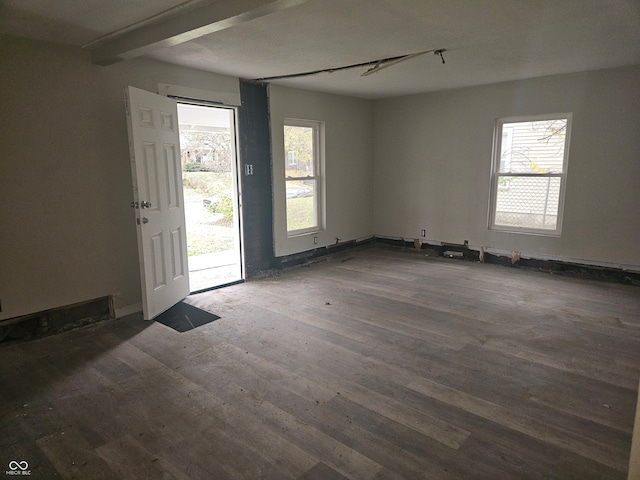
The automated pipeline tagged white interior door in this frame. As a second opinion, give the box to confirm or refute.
[125,86,190,320]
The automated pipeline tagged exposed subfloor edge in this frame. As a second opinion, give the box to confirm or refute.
[0,296,115,346]
[374,236,640,287]
[248,237,375,280]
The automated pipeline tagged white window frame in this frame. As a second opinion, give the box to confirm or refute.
[488,113,572,236]
[284,118,324,236]
[499,127,513,172]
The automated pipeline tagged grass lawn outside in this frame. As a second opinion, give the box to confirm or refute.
[182,175,236,257]
[183,171,316,252]
[186,224,234,256]
[286,196,315,232]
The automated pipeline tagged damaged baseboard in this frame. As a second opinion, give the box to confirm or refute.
[114,302,143,319]
[276,237,373,268]
[375,236,480,261]
[374,236,640,287]
[482,251,640,286]
[0,296,114,346]
[248,237,374,280]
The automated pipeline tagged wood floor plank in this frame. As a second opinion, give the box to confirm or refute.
[37,429,120,480]
[300,363,470,450]
[211,401,318,479]
[232,373,459,479]
[2,245,639,479]
[0,417,63,479]
[318,393,472,479]
[298,461,351,480]
[217,382,384,479]
[357,372,627,479]
[95,434,190,480]
[407,375,630,472]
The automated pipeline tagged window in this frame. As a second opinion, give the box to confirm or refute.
[284,119,323,234]
[489,114,571,235]
[499,128,513,171]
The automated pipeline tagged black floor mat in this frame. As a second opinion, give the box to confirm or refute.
[154,301,220,333]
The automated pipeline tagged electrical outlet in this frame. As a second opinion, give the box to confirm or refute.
[313,235,318,245]
[244,164,254,176]
[420,229,426,237]
[464,240,469,246]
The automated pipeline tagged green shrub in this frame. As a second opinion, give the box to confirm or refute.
[183,162,212,172]
[183,172,232,196]
[205,194,234,224]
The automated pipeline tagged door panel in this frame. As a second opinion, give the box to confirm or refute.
[125,86,190,320]
[150,233,167,289]
[165,145,180,209]
[170,227,186,279]
[142,143,161,211]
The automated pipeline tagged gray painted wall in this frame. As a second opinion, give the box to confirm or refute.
[373,66,640,268]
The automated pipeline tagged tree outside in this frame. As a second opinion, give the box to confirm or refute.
[284,125,314,176]
[180,130,232,173]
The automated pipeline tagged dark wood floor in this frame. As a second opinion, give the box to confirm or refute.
[2,245,640,479]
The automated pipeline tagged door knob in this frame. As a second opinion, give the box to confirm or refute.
[141,201,152,209]
[136,217,150,225]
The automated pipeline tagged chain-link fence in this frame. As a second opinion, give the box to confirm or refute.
[495,176,561,229]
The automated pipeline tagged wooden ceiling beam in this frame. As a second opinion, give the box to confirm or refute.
[88,0,309,66]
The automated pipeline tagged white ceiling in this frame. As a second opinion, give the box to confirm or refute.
[2,0,639,99]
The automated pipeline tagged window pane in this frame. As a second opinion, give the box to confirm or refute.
[286,180,316,231]
[284,125,314,177]
[500,119,567,174]
[495,176,561,230]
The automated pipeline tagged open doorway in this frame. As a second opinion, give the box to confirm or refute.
[177,103,243,292]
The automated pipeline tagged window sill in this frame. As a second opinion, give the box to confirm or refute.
[287,228,322,239]
[489,226,561,237]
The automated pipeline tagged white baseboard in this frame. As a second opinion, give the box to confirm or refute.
[115,302,142,319]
